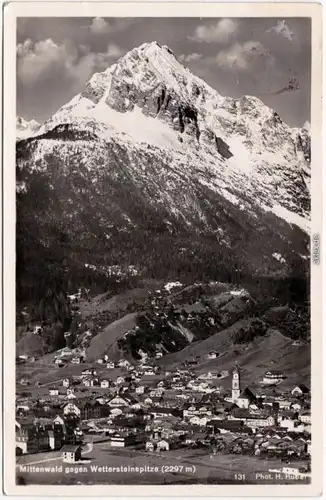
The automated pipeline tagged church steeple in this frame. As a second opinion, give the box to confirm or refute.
[232,361,241,401]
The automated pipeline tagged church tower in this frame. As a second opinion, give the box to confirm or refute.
[232,362,241,401]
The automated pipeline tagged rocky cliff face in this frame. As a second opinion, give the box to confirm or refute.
[16,41,310,303]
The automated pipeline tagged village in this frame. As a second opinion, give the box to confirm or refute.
[15,345,311,485]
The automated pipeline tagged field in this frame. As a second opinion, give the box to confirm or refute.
[16,442,309,485]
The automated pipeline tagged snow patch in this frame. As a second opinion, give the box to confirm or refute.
[272,252,286,264]
[164,281,183,292]
[270,205,310,234]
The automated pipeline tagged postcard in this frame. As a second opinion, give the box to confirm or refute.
[2,1,323,496]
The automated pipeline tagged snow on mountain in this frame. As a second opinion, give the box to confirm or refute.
[16,116,41,139]
[16,41,311,291]
[32,41,310,232]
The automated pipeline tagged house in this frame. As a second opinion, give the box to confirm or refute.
[61,444,82,463]
[275,398,292,410]
[298,412,311,424]
[116,376,125,385]
[107,393,139,408]
[279,417,297,431]
[54,359,66,367]
[19,378,30,386]
[208,420,253,435]
[246,415,275,429]
[83,377,99,387]
[16,423,39,454]
[145,440,156,452]
[100,379,110,389]
[206,351,218,360]
[157,439,170,451]
[189,416,209,427]
[63,403,81,418]
[148,407,182,419]
[135,386,145,394]
[109,433,137,448]
[291,402,302,411]
[291,385,310,397]
[106,361,115,369]
[32,325,42,335]
[78,400,103,420]
[236,388,259,409]
[71,356,82,364]
[63,378,70,388]
[155,351,163,359]
[118,359,131,369]
[48,429,64,450]
[144,369,155,376]
[263,371,285,385]
[228,407,274,427]
[184,432,210,446]
[82,368,97,376]
[49,388,59,396]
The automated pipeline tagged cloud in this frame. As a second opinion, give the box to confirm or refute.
[216,41,275,71]
[266,20,294,42]
[89,17,137,35]
[191,18,239,44]
[179,53,203,63]
[106,42,124,58]
[90,17,112,34]
[17,38,124,86]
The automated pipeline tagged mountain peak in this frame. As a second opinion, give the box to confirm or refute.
[16,116,41,139]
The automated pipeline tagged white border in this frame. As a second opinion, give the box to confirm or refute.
[2,1,323,497]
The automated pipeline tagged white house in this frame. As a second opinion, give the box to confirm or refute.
[63,378,70,388]
[206,351,217,360]
[82,368,97,376]
[118,359,131,368]
[291,385,310,397]
[61,445,82,463]
[280,418,296,430]
[67,393,76,400]
[136,386,145,394]
[298,412,311,424]
[116,376,125,385]
[49,388,59,396]
[144,369,155,376]
[107,394,131,408]
[145,440,156,452]
[106,361,115,369]
[291,402,302,411]
[263,371,285,385]
[63,403,81,417]
[157,439,170,452]
[189,415,208,426]
[100,379,110,389]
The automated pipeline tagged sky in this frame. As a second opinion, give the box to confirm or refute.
[17,17,311,127]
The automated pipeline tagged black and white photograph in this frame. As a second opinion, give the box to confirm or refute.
[2,2,323,495]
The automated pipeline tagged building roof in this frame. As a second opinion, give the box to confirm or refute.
[293,384,310,393]
[264,370,284,376]
[238,387,258,402]
[60,445,81,453]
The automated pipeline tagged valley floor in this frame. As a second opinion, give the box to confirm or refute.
[16,443,310,485]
